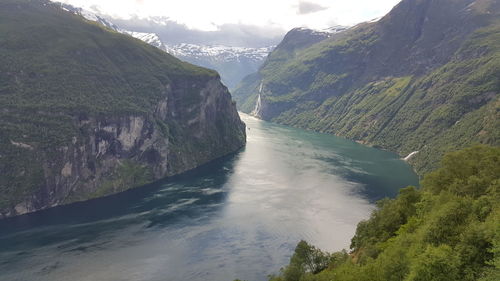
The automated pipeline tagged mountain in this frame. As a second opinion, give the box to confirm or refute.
[160,28,349,89]
[121,32,274,89]
[123,31,165,49]
[59,3,120,31]
[233,0,500,174]
[60,5,167,51]
[164,43,274,89]
[0,0,246,218]
[56,3,275,90]
[235,26,347,112]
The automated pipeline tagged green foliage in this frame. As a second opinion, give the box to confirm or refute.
[262,145,500,281]
[0,136,44,209]
[269,240,340,281]
[406,245,461,281]
[0,0,214,115]
[422,145,500,197]
[350,186,421,261]
[68,160,153,201]
[0,0,244,212]
[233,0,500,175]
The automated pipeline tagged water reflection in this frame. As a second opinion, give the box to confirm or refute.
[0,113,418,281]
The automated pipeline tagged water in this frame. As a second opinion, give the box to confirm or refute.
[0,113,418,281]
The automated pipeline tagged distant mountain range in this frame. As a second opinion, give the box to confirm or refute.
[58,3,278,89]
[57,3,354,89]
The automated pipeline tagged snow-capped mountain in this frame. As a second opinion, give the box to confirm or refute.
[54,3,275,89]
[322,25,350,34]
[122,31,165,49]
[165,44,273,63]
[59,3,120,31]
[293,25,349,38]
[162,44,274,89]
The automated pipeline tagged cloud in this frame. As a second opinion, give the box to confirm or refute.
[109,16,284,47]
[297,1,328,15]
[56,0,403,33]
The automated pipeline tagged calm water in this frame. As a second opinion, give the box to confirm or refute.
[0,113,418,281]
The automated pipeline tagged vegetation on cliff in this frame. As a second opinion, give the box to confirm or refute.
[264,145,500,281]
[0,0,245,217]
[233,0,500,175]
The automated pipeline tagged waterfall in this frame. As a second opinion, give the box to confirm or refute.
[403,151,419,161]
[251,82,263,117]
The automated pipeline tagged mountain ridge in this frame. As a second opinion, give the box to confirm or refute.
[56,2,275,89]
[233,0,500,174]
[0,0,246,218]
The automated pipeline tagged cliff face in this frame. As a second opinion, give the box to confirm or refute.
[233,0,500,174]
[0,0,245,218]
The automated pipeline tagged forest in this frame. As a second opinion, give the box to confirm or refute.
[264,145,500,281]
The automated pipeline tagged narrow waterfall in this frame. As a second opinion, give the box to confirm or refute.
[251,82,263,117]
[403,151,419,161]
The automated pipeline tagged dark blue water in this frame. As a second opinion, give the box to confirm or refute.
[0,113,418,281]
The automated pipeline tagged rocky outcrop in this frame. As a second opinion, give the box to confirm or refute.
[0,77,245,219]
[0,0,245,218]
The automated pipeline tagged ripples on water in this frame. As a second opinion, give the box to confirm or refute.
[0,113,418,281]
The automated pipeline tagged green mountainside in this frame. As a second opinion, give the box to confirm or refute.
[233,0,500,175]
[235,27,333,112]
[252,145,499,281]
[0,0,246,218]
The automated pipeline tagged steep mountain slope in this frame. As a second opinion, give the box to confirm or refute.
[234,26,347,112]
[103,28,274,90]
[0,0,246,218]
[60,3,166,50]
[233,0,500,174]
[58,3,275,90]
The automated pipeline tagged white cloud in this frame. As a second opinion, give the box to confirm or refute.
[297,1,328,15]
[55,0,401,31]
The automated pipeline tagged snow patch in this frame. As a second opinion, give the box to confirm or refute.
[123,31,164,48]
[165,44,274,62]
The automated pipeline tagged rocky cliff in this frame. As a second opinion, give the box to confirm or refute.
[0,0,246,218]
[234,0,499,174]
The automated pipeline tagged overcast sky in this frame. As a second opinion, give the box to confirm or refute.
[57,0,402,31]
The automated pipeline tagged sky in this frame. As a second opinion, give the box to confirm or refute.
[57,0,402,32]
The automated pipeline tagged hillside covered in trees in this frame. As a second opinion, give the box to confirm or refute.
[0,0,245,218]
[233,0,500,175]
[262,145,499,281]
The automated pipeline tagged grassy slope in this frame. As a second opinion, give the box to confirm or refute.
[233,0,500,175]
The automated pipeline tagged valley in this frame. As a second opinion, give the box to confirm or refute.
[0,114,418,281]
[0,0,498,280]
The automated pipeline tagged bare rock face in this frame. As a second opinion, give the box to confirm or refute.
[0,76,245,218]
[0,0,247,219]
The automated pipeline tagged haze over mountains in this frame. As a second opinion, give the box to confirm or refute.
[55,2,358,89]
[114,16,284,89]
[55,2,282,89]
